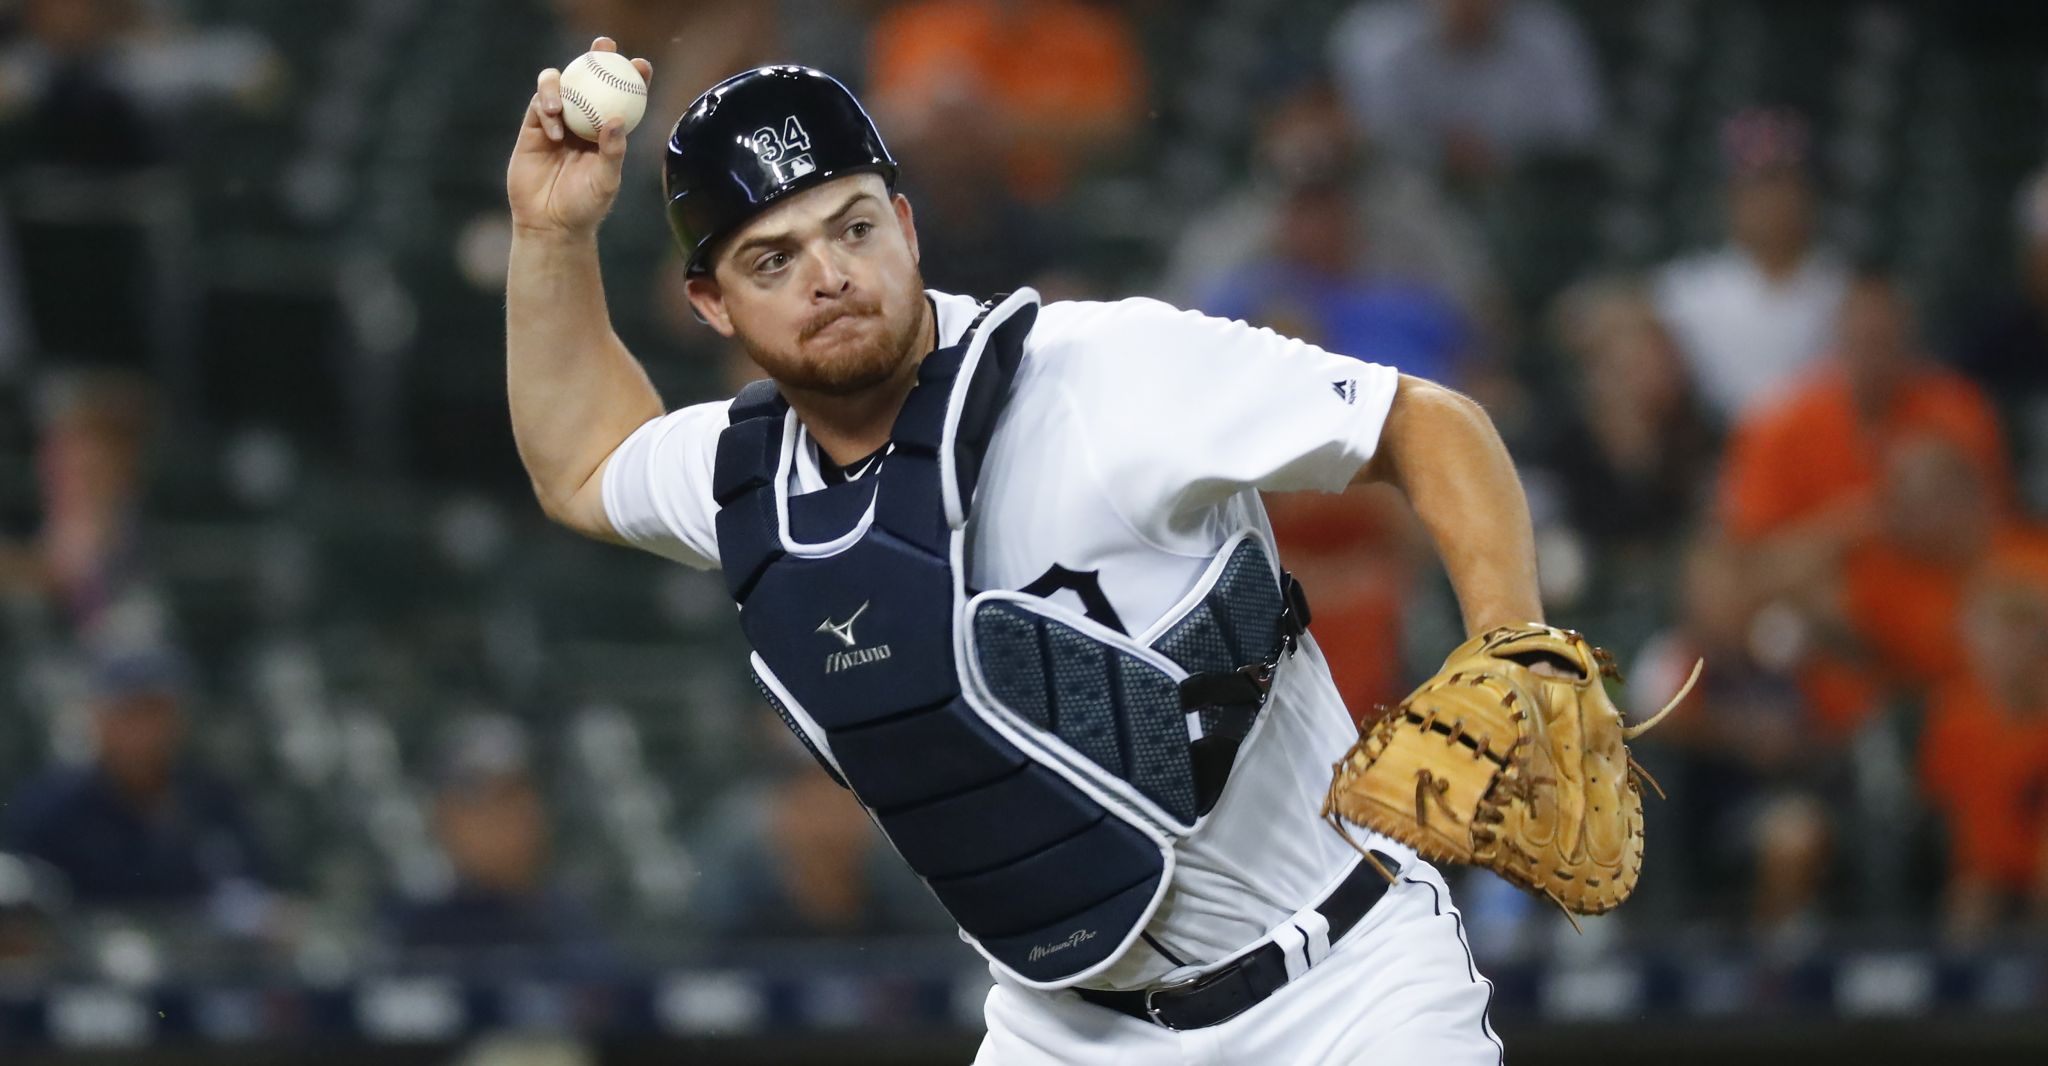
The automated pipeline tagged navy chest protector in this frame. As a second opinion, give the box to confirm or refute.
[712,290,1310,988]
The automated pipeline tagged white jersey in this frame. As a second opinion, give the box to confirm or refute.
[601,290,1424,989]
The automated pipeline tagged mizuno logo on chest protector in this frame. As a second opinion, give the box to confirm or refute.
[817,601,868,646]
[818,601,890,672]
[824,644,892,673]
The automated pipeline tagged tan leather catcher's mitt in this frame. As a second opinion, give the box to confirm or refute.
[1322,625,1698,920]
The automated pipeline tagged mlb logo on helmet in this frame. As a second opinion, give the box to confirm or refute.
[777,155,818,183]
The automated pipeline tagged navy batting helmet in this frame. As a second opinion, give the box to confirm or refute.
[664,66,899,276]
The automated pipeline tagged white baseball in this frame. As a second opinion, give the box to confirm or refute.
[558,50,647,141]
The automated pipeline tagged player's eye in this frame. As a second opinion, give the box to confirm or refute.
[845,220,873,241]
[755,251,790,275]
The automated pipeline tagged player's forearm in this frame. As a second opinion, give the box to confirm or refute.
[1364,375,1542,634]
[505,228,663,522]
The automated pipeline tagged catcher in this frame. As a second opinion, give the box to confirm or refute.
[508,45,1693,1064]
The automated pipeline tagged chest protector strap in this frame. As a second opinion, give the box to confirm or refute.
[712,290,1306,988]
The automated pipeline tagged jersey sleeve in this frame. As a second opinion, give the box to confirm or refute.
[598,399,730,570]
[1054,298,1401,527]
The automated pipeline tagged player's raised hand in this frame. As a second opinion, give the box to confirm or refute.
[507,37,654,237]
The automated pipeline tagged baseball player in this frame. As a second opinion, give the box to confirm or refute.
[508,40,1528,1063]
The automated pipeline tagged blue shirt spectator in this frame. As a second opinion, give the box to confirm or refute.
[1,649,271,908]
[1193,168,1474,386]
[1199,264,1470,387]
[384,714,619,975]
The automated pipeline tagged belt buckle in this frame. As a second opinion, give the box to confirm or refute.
[1141,971,1212,1031]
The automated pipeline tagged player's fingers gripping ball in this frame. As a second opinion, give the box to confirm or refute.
[559,50,648,141]
[1322,625,1700,921]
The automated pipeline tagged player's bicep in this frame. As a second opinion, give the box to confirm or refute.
[1350,374,1451,487]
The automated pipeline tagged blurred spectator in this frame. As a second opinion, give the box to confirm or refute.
[32,372,152,631]
[1633,534,1828,940]
[1168,83,1498,375]
[1194,162,1474,386]
[1921,544,2048,943]
[387,715,615,973]
[1655,109,1849,420]
[1719,276,2011,735]
[1956,164,2048,512]
[1719,275,2006,579]
[867,0,1146,204]
[1809,432,2048,724]
[1834,437,2002,697]
[1539,277,1715,555]
[1327,0,1604,182]
[0,648,276,924]
[689,729,951,942]
[1163,83,1498,319]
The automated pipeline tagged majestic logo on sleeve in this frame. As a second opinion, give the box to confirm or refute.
[819,602,891,673]
[1331,379,1358,404]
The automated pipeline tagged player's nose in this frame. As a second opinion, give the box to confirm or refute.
[805,243,854,299]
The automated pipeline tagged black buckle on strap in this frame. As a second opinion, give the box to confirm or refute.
[1176,570,1313,712]
[1177,660,1274,710]
[1279,571,1312,641]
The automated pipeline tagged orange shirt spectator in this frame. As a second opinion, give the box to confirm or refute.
[1921,678,2048,893]
[1837,526,2048,716]
[1923,539,2048,937]
[868,0,1146,202]
[1794,433,2031,737]
[1719,362,2007,542]
[1716,279,2019,739]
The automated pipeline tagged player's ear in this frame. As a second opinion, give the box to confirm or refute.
[893,192,919,266]
[685,273,735,336]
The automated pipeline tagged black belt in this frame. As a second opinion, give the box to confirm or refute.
[1075,851,1399,1031]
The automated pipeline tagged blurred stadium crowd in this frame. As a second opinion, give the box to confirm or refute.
[2,0,2048,1031]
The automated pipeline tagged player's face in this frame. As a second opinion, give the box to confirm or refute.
[690,174,927,397]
